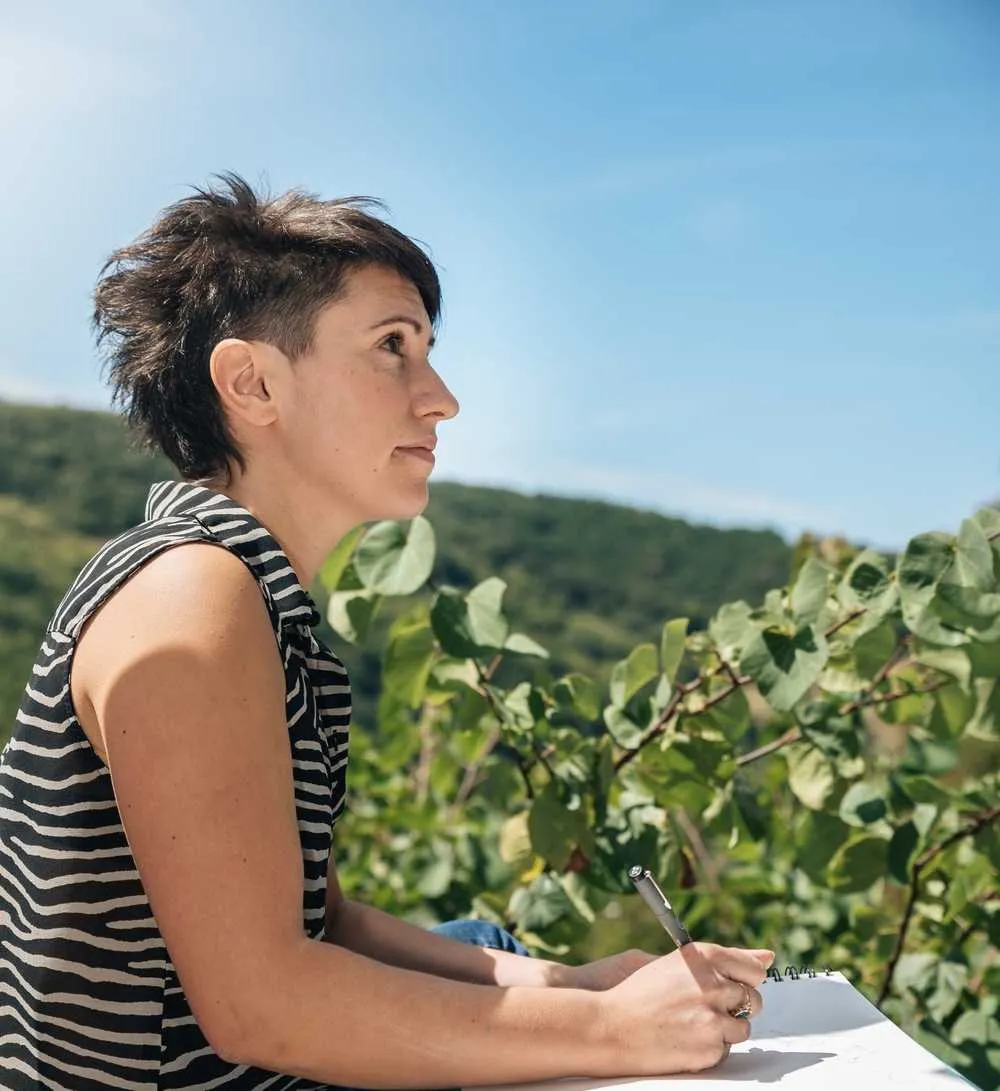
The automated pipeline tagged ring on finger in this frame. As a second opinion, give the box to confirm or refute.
[729,984,753,1019]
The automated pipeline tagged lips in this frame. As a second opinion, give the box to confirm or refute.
[399,437,437,453]
[395,442,436,465]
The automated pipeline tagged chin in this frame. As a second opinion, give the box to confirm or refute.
[377,484,430,522]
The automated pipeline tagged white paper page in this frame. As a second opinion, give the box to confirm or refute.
[475,973,973,1090]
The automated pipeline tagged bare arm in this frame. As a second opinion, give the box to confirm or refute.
[323,865,573,988]
[74,542,765,1088]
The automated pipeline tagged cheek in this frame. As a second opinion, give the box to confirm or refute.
[291,374,397,463]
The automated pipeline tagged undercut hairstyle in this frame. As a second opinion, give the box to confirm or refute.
[93,172,442,481]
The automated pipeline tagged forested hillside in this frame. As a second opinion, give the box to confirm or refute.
[0,401,791,738]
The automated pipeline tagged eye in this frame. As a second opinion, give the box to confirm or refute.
[380,332,406,357]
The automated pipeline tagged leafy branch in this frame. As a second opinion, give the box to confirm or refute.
[878,804,1000,1006]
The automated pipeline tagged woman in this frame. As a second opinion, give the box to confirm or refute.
[0,175,770,1090]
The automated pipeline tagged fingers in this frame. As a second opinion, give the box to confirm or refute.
[721,1011,753,1045]
[700,943,771,988]
[710,980,761,1018]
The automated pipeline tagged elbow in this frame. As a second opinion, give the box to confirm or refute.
[192,977,289,1071]
[195,997,265,1068]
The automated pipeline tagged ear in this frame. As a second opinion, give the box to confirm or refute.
[209,338,281,428]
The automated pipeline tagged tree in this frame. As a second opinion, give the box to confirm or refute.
[325,508,1000,1090]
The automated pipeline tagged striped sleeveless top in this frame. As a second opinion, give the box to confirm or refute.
[0,480,351,1090]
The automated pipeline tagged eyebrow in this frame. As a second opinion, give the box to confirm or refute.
[369,315,436,348]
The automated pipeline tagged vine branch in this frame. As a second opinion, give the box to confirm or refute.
[877,804,1000,1006]
[736,726,802,767]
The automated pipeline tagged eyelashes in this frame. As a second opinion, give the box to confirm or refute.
[379,330,434,360]
[380,332,405,356]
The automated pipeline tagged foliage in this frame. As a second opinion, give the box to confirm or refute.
[2,400,996,1084]
[0,401,172,537]
[0,496,100,734]
[329,509,1000,1090]
[0,400,791,734]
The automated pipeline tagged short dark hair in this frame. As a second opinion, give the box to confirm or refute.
[93,172,442,481]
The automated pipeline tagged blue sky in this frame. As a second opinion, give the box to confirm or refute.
[0,0,997,549]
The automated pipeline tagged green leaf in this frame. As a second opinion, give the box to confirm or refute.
[791,556,830,625]
[603,703,646,749]
[528,782,588,871]
[932,684,975,737]
[553,673,600,721]
[898,532,968,647]
[916,647,972,692]
[430,579,510,657]
[953,517,995,590]
[466,577,511,649]
[853,620,897,680]
[838,549,898,634]
[972,505,1000,542]
[621,643,658,705]
[318,525,366,592]
[894,952,937,993]
[731,772,768,841]
[503,632,549,658]
[508,873,574,933]
[382,609,437,708]
[704,684,751,743]
[827,834,888,893]
[952,997,1000,1047]
[797,810,851,883]
[660,618,689,683]
[416,843,454,898]
[927,961,969,1023]
[966,678,1000,740]
[968,639,1000,679]
[839,782,888,827]
[354,516,436,595]
[709,601,755,661]
[787,743,838,810]
[499,812,533,867]
[740,624,829,711]
[326,589,379,644]
[888,821,919,883]
[500,681,537,734]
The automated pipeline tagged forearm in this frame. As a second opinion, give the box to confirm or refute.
[324,897,572,987]
[233,937,614,1088]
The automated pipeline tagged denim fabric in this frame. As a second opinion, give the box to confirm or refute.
[430,918,530,957]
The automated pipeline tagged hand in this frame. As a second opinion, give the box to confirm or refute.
[560,949,659,991]
[597,942,772,1077]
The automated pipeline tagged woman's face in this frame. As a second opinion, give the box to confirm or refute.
[271,264,460,525]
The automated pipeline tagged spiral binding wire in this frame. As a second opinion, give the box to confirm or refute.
[766,965,835,982]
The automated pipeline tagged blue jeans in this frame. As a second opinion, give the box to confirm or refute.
[430,917,530,957]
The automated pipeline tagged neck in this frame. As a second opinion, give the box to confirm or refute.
[198,465,361,588]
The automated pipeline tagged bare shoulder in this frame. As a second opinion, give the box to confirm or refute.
[76,540,278,691]
[70,540,308,1054]
[73,539,284,762]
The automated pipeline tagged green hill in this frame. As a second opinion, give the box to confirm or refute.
[0,401,792,740]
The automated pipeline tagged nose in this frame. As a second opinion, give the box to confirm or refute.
[418,362,460,422]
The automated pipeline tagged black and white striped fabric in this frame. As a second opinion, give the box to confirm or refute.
[1,480,351,1090]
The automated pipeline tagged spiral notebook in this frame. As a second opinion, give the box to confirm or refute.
[476,967,975,1090]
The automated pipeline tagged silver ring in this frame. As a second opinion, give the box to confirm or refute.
[730,985,752,1019]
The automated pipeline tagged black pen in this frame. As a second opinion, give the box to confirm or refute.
[628,865,693,949]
